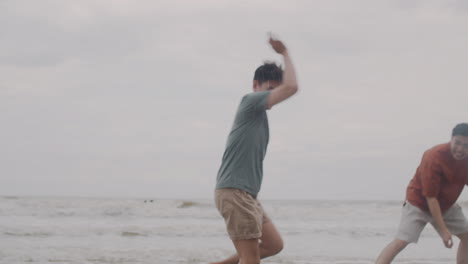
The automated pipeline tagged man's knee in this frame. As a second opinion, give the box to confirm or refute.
[381,239,409,257]
[375,239,409,264]
[392,239,409,250]
[271,239,284,255]
[260,236,283,256]
[260,221,284,256]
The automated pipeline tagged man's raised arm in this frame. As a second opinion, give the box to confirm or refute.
[265,35,298,110]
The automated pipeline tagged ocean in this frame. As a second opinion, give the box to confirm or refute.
[1,196,465,264]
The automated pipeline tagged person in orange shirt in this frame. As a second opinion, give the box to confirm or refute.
[376,123,468,264]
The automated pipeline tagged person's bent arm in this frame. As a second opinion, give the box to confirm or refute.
[426,197,453,248]
[266,36,298,109]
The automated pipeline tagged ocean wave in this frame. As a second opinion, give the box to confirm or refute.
[121,231,147,237]
[0,196,19,200]
[56,211,75,217]
[103,210,124,217]
[0,197,218,219]
[4,231,53,237]
[177,201,198,208]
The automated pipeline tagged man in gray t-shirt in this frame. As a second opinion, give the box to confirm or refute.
[211,34,299,264]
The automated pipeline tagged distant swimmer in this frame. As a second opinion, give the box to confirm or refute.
[375,123,468,264]
[211,33,299,264]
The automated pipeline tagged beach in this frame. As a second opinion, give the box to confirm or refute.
[1,196,465,264]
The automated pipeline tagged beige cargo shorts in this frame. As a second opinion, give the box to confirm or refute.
[215,188,271,240]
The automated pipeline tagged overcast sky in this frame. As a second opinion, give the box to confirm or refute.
[1,0,467,200]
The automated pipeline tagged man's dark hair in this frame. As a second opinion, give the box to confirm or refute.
[253,62,283,85]
[452,123,468,137]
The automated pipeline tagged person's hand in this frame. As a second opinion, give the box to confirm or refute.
[441,229,453,248]
[268,33,287,55]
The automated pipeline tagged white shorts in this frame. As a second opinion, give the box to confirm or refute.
[395,202,468,243]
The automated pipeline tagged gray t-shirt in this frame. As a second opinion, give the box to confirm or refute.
[216,90,271,198]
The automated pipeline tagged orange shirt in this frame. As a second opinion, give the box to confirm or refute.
[406,143,468,212]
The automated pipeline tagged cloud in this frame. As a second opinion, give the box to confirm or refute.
[1,0,467,199]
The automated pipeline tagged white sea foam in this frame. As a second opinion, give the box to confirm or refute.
[0,196,464,263]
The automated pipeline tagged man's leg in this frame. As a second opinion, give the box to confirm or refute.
[376,202,428,264]
[456,233,468,264]
[441,204,468,264]
[258,221,283,257]
[210,239,260,264]
[232,239,260,264]
[209,221,283,264]
[375,239,408,264]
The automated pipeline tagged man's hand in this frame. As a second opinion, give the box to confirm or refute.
[268,33,287,55]
[441,229,453,248]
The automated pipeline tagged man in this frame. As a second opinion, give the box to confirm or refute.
[211,34,298,264]
[376,123,468,264]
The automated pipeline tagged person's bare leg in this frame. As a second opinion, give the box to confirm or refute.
[258,221,283,257]
[457,233,468,264]
[232,238,260,264]
[375,239,408,264]
[210,222,283,264]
